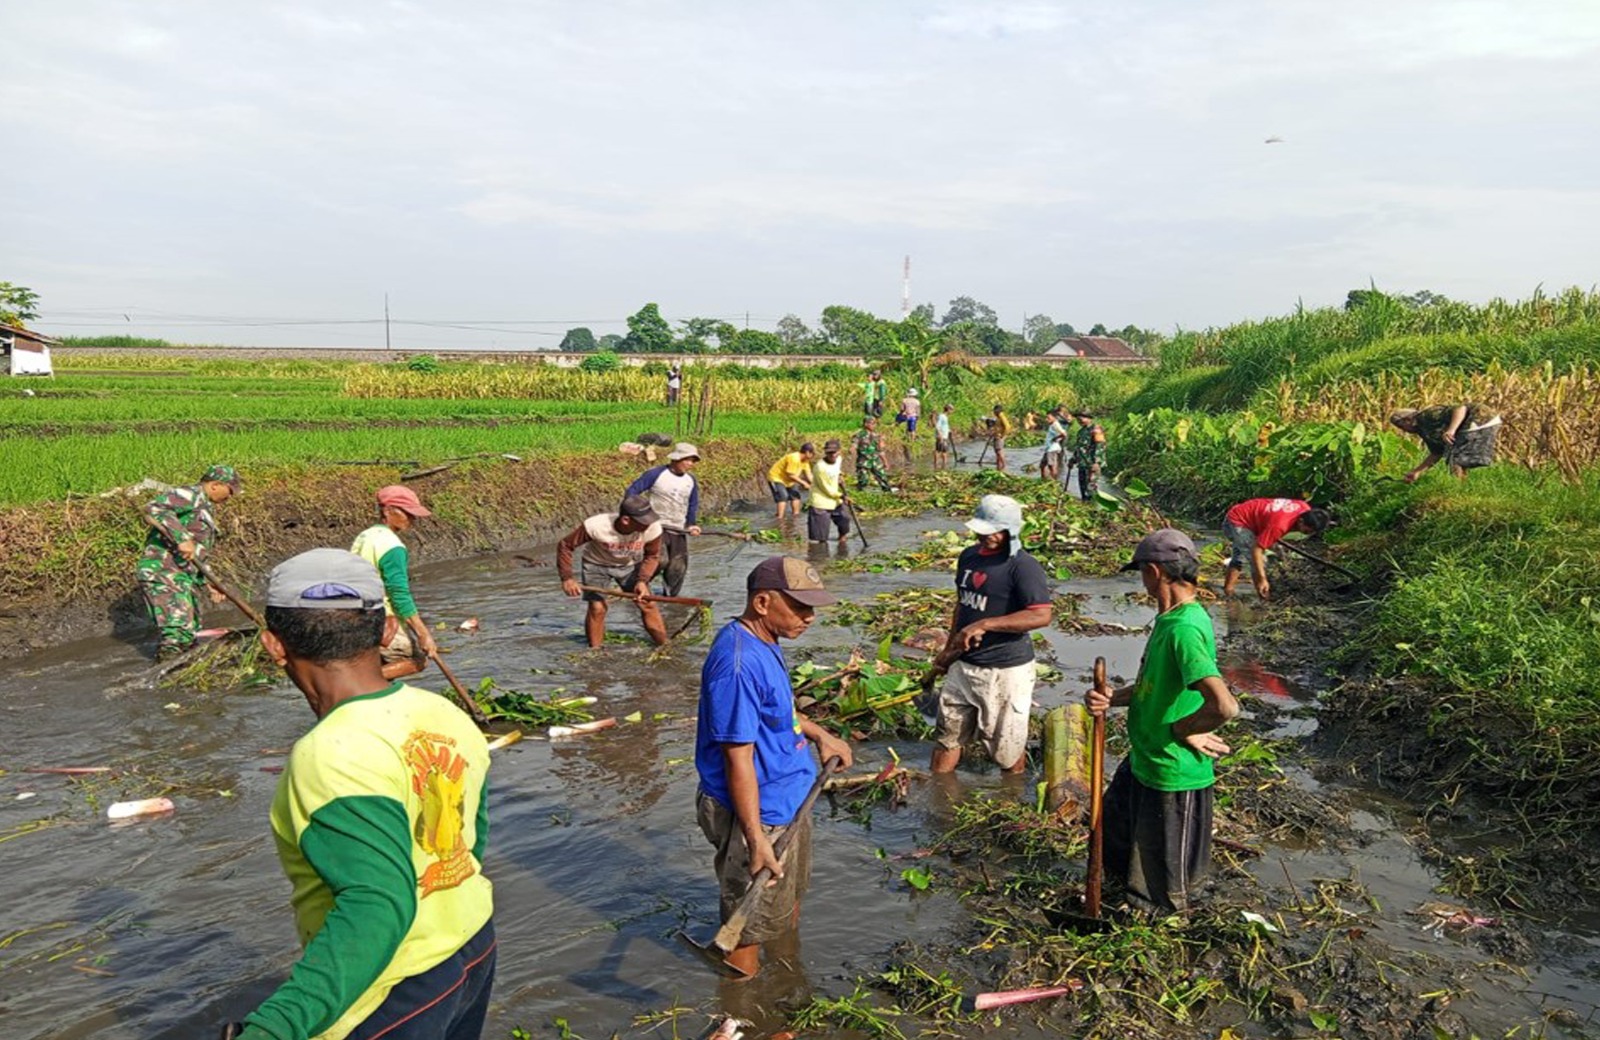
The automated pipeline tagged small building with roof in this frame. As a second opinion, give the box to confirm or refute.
[0,325,56,376]
[1042,335,1142,361]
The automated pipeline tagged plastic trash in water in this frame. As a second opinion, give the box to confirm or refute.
[106,797,175,820]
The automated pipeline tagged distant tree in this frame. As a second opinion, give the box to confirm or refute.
[819,304,898,355]
[1088,322,1108,336]
[943,320,1017,357]
[775,314,814,351]
[909,302,936,324]
[0,282,40,327]
[940,295,998,328]
[1054,321,1077,337]
[728,328,784,354]
[558,326,596,352]
[676,316,729,354]
[619,303,675,353]
[1024,313,1058,348]
[1401,289,1446,308]
[597,333,623,351]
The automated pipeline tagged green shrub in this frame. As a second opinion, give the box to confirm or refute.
[578,351,620,374]
[406,354,442,374]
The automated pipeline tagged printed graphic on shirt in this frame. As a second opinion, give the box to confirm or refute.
[403,730,477,896]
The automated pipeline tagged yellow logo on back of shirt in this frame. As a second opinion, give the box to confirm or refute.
[403,730,477,896]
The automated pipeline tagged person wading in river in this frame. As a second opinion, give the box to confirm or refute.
[990,404,1013,472]
[1390,403,1503,483]
[1069,410,1107,502]
[1221,497,1331,601]
[852,417,893,492]
[766,443,815,521]
[924,495,1053,774]
[350,484,438,680]
[557,494,669,648]
[694,557,853,977]
[136,463,239,660]
[624,442,702,596]
[806,439,851,543]
[1040,407,1067,481]
[226,548,495,1040]
[1088,529,1238,913]
[933,404,957,470]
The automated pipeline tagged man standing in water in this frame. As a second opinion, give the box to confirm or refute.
[806,439,851,544]
[989,404,1013,472]
[933,404,956,470]
[227,548,495,1040]
[766,443,815,521]
[625,442,702,596]
[695,557,853,977]
[924,495,1053,774]
[1040,407,1068,481]
[557,494,668,648]
[852,417,893,492]
[350,484,438,680]
[136,463,239,660]
[1088,529,1238,912]
[1070,410,1107,502]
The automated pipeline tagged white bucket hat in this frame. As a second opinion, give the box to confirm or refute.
[965,494,1024,556]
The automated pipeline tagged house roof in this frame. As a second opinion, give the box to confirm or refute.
[1044,335,1139,359]
[0,325,58,346]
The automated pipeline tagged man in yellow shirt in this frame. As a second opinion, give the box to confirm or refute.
[807,439,851,543]
[766,443,815,520]
[350,485,438,680]
[990,404,1014,472]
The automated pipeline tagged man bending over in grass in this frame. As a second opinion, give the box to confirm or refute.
[1221,497,1330,601]
[1088,529,1238,913]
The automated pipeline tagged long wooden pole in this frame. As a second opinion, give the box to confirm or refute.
[578,584,710,607]
[428,650,492,728]
[196,562,266,630]
[1086,656,1109,918]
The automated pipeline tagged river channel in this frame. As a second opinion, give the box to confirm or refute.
[3,502,1597,1039]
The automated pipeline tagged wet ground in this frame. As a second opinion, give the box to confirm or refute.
[3,502,1599,1039]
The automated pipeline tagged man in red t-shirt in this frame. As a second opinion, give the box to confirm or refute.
[1222,498,1330,600]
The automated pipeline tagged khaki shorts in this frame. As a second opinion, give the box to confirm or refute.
[936,659,1036,768]
[379,621,424,666]
[696,790,812,945]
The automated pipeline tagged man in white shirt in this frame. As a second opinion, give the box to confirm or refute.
[624,443,702,596]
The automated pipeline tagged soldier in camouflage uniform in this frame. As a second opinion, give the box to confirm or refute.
[852,416,893,492]
[1070,410,1107,502]
[137,464,240,659]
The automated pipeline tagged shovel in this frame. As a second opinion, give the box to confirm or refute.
[1045,657,1112,933]
[679,755,843,976]
[844,498,869,550]
[1278,539,1361,590]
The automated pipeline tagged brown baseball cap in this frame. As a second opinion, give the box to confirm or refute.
[747,555,836,606]
[618,493,660,526]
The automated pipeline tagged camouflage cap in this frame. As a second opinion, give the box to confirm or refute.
[201,464,241,490]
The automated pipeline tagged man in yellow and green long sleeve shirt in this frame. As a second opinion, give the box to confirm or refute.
[232,548,495,1040]
[350,484,438,680]
[136,463,239,659]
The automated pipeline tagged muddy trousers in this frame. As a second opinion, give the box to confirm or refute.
[659,530,690,597]
[137,566,202,656]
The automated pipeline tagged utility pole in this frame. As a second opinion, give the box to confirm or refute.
[901,255,911,317]
[384,292,391,351]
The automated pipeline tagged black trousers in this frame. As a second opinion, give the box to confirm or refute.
[659,530,690,597]
[1102,760,1213,913]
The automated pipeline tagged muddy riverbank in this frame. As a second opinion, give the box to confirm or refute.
[4,491,1598,1040]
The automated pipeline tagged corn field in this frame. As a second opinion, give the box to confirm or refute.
[1276,363,1600,480]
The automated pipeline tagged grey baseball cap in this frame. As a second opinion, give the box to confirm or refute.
[266,548,386,610]
[1121,528,1199,572]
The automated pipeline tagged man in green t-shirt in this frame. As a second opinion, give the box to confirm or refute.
[1087,529,1239,912]
[227,548,495,1040]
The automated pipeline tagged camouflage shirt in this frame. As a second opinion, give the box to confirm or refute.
[1072,423,1106,467]
[139,485,217,578]
[853,428,884,465]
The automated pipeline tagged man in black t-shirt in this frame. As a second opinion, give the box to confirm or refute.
[926,494,1054,773]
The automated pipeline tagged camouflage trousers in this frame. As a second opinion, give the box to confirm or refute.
[137,563,202,656]
[855,458,892,492]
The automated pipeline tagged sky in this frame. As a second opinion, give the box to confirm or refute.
[5,0,1600,349]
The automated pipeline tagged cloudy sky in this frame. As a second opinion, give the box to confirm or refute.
[6,1,1599,348]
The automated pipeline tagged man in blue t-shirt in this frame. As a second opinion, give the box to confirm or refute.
[925,495,1053,774]
[695,556,854,977]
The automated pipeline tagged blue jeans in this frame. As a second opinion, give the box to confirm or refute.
[347,921,497,1040]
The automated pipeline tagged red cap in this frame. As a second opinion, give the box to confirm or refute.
[376,484,432,517]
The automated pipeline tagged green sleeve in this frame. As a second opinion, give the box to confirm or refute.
[377,545,418,619]
[472,777,489,865]
[241,795,417,1040]
[1174,625,1222,690]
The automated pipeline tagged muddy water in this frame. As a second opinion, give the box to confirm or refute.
[3,506,1598,1039]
